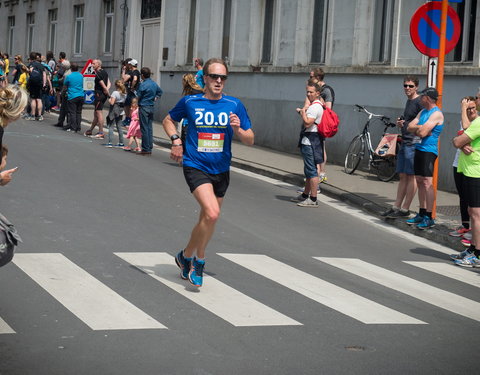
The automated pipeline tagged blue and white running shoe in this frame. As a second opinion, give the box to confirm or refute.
[454,254,480,268]
[175,250,192,280]
[406,213,423,225]
[189,258,205,287]
[449,249,472,261]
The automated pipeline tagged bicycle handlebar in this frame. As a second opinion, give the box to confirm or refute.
[354,104,395,127]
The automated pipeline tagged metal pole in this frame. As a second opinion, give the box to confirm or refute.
[431,0,448,219]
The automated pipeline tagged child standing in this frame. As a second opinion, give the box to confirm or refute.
[124,98,141,151]
[104,79,126,147]
[18,65,29,90]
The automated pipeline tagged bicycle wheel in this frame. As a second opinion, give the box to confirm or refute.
[374,141,400,182]
[344,135,365,174]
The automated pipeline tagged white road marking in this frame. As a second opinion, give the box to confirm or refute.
[0,316,15,334]
[316,257,480,322]
[13,253,166,330]
[115,252,301,327]
[230,167,454,256]
[219,253,425,324]
[404,261,480,288]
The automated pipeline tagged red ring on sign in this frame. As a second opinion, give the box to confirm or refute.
[410,2,461,57]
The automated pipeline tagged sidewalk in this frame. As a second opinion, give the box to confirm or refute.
[59,106,464,251]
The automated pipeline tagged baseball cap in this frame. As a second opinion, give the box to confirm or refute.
[418,87,438,101]
[129,59,138,67]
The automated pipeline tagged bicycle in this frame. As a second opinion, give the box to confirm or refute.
[344,104,401,182]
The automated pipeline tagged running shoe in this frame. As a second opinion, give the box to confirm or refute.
[461,238,472,247]
[416,217,435,230]
[291,194,307,202]
[91,133,105,139]
[36,115,44,121]
[102,143,113,148]
[113,143,125,148]
[406,213,423,225]
[454,254,480,268]
[297,197,319,207]
[175,250,192,280]
[25,115,35,121]
[449,226,470,237]
[462,232,472,241]
[188,258,205,286]
[449,249,472,261]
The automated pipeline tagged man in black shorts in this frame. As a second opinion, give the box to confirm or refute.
[84,59,110,138]
[27,52,46,121]
[406,87,444,229]
[162,58,254,287]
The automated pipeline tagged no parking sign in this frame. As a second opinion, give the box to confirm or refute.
[410,2,461,57]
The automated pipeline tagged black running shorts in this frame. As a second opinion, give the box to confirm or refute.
[414,150,437,177]
[94,91,108,110]
[183,166,230,198]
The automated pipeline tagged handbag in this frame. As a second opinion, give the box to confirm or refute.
[0,212,22,267]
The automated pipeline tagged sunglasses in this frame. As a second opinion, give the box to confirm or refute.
[403,84,416,88]
[207,74,228,81]
[467,107,477,111]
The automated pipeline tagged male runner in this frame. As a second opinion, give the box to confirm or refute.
[162,58,254,287]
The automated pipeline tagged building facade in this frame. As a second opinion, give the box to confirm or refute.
[1,0,479,191]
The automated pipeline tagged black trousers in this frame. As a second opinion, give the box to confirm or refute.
[67,96,84,132]
[453,167,470,226]
[57,91,68,126]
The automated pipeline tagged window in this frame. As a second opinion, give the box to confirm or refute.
[48,9,58,53]
[74,5,85,55]
[26,13,35,53]
[104,0,114,53]
[7,16,15,56]
[186,0,197,63]
[222,0,232,61]
[310,0,329,63]
[141,0,161,19]
[446,0,477,63]
[261,0,275,63]
[370,0,394,63]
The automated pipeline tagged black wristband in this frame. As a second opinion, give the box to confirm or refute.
[170,134,180,141]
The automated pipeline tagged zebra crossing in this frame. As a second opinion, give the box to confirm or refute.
[1,251,479,334]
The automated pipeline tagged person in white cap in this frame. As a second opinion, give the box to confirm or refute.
[121,58,141,126]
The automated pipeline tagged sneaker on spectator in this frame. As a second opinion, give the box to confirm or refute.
[406,213,423,225]
[36,115,44,121]
[91,133,104,139]
[291,194,307,202]
[319,174,327,183]
[102,143,113,148]
[416,216,435,230]
[114,143,125,148]
[462,232,472,241]
[175,250,192,280]
[454,254,480,268]
[297,197,319,207]
[449,226,470,237]
[381,207,397,217]
[387,210,410,219]
[450,249,472,261]
[461,238,472,247]
[188,258,205,287]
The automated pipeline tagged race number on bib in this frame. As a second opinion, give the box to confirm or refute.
[198,133,225,152]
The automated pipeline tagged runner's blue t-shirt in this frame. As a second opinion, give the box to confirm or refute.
[169,94,252,174]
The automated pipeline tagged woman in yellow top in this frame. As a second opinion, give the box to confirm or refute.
[18,65,29,90]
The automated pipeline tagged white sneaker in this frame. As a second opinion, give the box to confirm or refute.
[297,197,319,207]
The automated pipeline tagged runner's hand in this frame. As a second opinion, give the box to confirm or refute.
[229,112,240,130]
[170,143,183,163]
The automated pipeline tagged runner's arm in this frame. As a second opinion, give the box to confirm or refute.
[230,113,254,145]
[162,115,183,162]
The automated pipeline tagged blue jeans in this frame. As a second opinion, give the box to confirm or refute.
[396,143,415,175]
[301,144,318,178]
[139,105,154,152]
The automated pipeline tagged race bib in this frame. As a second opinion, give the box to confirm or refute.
[197,133,224,152]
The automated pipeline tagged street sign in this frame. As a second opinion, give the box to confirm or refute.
[83,76,95,91]
[81,59,95,77]
[427,57,438,88]
[410,2,461,57]
[84,90,95,104]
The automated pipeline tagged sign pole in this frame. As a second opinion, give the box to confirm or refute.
[431,0,448,219]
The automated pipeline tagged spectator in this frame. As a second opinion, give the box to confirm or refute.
[26,52,46,121]
[18,65,29,90]
[104,79,126,147]
[53,60,71,128]
[194,57,205,88]
[292,81,324,207]
[121,58,140,127]
[11,55,24,85]
[124,98,141,152]
[180,73,204,148]
[382,76,423,218]
[451,93,480,267]
[63,63,84,133]
[136,67,163,155]
[406,87,444,230]
[84,59,110,138]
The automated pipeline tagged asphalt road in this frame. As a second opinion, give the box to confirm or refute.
[0,118,479,375]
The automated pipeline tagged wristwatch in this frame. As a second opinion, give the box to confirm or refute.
[170,134,180,142]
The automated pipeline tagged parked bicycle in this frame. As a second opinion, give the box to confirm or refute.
[344,104,401,182]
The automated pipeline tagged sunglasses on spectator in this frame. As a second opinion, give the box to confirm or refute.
[467,107,477,111]
[207,74,228,81]
[403,84,416,88]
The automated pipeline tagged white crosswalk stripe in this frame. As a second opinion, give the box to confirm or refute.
[12,253,167,330]
[316,258,480,322]
[218,253,425,324]
[404,261,480,288]
[114,252,301,327]
[0,316,15,334]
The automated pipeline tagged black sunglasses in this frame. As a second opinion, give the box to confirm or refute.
[207,74,228,81]
[403,84,415,88]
